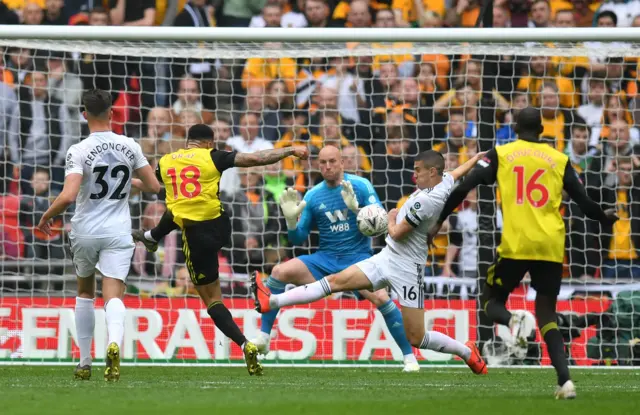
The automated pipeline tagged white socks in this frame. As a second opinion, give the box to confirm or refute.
[270,278,332,309]
[419,331,471,361]
[105,298,126,348]
[75,297,95,367]
[144,230,156,242]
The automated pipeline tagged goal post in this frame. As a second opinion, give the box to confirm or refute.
[1,26,640,367]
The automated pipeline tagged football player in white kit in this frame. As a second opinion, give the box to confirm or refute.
[37,90,161,381]
[253,150,488,374]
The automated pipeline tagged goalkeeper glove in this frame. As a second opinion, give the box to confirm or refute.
[340,180,359,213]
[280,187,306,230]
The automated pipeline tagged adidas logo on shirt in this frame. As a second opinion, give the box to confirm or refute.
[319,203,327,209]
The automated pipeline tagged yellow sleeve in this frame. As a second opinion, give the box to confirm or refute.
[333,1,350,19]
[357,146,372,173]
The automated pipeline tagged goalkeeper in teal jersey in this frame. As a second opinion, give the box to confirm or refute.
[251,146,418,372]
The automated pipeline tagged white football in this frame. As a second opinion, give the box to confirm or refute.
[357,204,388,237]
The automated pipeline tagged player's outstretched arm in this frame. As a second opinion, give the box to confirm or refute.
[563,162,618,225]
[429,150,499,241]
[37,173,83,235]
[235,146,309,167]
[449,151,487,182]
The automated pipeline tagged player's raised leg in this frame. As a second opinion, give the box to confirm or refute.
[358,289,419,372]
[250,259,316,353]
[132,210,179,253]
[253,264,373,312]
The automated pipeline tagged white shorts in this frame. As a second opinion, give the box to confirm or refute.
[69,234,135,281]
[355,247,425,308]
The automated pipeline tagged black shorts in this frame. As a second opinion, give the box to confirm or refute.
[487,255,563,297]
[181,213,231,286]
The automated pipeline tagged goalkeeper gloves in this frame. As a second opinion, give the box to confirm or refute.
[280,187,306,230]
[340,180,359,214]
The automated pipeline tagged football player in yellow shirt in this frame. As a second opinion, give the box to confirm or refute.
[431,107,618,399]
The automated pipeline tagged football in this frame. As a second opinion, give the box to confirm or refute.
[356,204,388,237]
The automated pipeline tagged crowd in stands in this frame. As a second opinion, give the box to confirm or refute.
[1,0,640,297]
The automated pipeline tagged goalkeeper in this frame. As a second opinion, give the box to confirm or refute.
[251,145,419,372]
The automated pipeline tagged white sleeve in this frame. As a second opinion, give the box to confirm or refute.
[405,174,454,227]
[65,146,84,176]
[132,142,149,170]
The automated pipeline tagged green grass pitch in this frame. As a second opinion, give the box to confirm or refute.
[2,366,639,415]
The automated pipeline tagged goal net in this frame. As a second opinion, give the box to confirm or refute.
[1,27,640,367]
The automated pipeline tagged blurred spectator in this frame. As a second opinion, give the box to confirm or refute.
[22,1,43,25]
[372,125,416,210]
[572,0,596,27]
[47,52,83,142]
[492,4,510,27]
[233,84,266,135]
[214,116,242,196]
[496,90,529,145]
[319,57,365,123]
[529,0,551,27]
[347,0,371,28]
[172,0,219,112]
[445,0,481,28]
[221,166,282,273]
[109,0,157,123]
[109,0,155,26]
[43,0,67,24]
[262,79,293,142]
[539,82,577,152]
[8,68,70,195]
[0,82,18,194]
[595,8,618,28]
[242,51,297,96]
[304,0,332,28]
[151,266,199,297]
[599,156,640,279]
[250,1,282,27]
[140,106,175,157]
[18,168,64,273]
[5,48,34,85]
[554,8,575,27]
[227,112,274,152]
[518,55,578,108]
[0,1,20,24]
[250,0,307,27]
[434,109,473,159]
[578,74,606,129]
[76,7,125,99]
[133,202,179,279]
[174,0,212,27]
[566,123,598,174]
[221,0,266,27]
[591,93,639,147]
[211,117,233,149]
[598,0,640,27]
[175,107,203,138]
[374,8,395,28]
[172,76,203,116]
